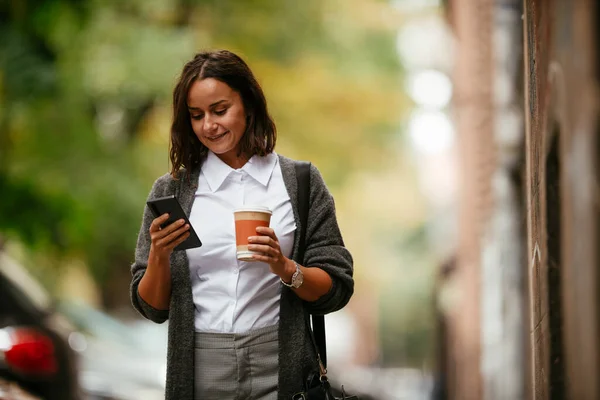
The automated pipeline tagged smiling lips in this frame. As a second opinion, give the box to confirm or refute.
[206,131,229,141]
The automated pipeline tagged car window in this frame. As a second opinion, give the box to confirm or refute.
[0,253,51,312]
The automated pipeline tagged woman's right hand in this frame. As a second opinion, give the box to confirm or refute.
[149,214,191,259]
[139,214,187,310]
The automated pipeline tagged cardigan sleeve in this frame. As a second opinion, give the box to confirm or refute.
[302,164,354,315]
[130,174,171,324]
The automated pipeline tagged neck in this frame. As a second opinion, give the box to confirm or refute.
[218,152,249,169]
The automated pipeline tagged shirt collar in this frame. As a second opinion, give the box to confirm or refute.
[202,151,278,192]
[242,152,278,187]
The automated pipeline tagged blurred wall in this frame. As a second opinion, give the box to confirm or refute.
[441,0,600,399]
[524,0,600,399]
[443,0,494,398]
[448,0,527,398]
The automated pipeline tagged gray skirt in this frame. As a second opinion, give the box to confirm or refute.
[194,324,279,400]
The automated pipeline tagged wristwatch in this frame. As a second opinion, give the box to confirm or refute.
[280,261,304,289]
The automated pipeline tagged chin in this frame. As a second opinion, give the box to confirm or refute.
[201,141,230,154]
[210,146,235,155]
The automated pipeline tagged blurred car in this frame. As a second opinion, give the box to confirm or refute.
[0,376,43,400]
[57,300,167,400]
[0,252,81,400]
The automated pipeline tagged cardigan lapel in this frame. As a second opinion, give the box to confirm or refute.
[278,154,301,261]
[165,166,201,400]
[178,166,201,214]
[169,165,201,278]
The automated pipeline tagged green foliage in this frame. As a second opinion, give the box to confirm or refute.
[0,173,73,250]
[0,27,56,101]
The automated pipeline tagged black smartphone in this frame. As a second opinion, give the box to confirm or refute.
[146,195,202,251]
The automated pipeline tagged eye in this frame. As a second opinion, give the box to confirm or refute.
[214,108,227,116]
[191,114,204,120]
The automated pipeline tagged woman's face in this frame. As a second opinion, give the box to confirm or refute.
[187,78,248,168]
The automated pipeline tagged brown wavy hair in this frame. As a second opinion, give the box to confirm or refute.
[169,50,277,177]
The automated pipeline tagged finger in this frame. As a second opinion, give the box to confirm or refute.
[166,231,191,250]
[158,229,190,250]
[156,219,187,238]
[248,235,272,245]
[255,226,276,238]
[251,254,274,263]
[248,244,275,256]
[162,224,190,244]
[149,213,170,233]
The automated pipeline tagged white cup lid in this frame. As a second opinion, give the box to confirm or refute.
[233,206,272,214]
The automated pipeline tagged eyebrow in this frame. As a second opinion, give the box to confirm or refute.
[188,99,228,111]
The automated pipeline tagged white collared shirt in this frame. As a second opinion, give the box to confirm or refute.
[186,151,296,333]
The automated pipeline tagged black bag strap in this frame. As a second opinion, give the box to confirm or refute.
[294,161,327,369]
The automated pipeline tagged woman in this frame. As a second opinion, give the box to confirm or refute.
[130,50,354,400]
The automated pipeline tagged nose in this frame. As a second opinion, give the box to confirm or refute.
[203,115,218,132]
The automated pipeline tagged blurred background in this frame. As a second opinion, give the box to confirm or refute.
[1,0,600,400]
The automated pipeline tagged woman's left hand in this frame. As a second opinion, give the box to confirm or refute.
[248,227,295,278]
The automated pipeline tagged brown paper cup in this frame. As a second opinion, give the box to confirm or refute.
[233,206,272,261]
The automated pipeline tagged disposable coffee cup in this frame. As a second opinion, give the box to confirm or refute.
[233,206,272,261]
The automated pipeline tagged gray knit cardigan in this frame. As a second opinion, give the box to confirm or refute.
[130,154,354,400]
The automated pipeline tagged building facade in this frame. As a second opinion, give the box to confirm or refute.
[440,0,600,399]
